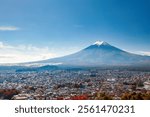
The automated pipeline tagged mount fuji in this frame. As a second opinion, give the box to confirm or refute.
[32,41,150,66]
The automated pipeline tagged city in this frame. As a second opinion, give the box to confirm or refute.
[0,68,150,100]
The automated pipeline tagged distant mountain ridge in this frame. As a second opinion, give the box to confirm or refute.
[31,41,150,66]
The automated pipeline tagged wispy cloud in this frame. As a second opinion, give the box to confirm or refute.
[0,26,19,31]
[0,42,56,63]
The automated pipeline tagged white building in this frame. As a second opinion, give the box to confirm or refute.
[144,79,150,90]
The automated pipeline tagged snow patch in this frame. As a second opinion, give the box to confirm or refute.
[93,41,108,46]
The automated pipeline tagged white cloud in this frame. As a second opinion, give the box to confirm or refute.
[0,42,57,63]
[138,51,150,56]
[0,26,19,31]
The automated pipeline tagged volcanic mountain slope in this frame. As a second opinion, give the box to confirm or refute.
[36,41,150,66]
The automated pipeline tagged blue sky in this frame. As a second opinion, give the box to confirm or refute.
[0,0,150,63]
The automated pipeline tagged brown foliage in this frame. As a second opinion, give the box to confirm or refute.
[121,92,150,100]
[0,89,20,100]
[94,92,112,100]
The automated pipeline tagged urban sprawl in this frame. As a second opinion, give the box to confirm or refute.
[0,69,150,100]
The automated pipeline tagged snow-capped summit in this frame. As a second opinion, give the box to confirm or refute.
[32,41,150,66]
[93,41,109,46]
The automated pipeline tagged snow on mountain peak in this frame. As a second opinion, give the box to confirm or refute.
[93,41,108,46]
